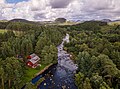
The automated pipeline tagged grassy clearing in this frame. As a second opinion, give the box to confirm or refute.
[0,20,8,22]
[13,30,24,36]
[23,64,47,83]
[0,29,23,36]
[108,21,120,26]
[57,21,79,25]
[0,29,7,33]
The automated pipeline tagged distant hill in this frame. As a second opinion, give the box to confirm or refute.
[112,19,120,22]
[55,18,66,23]
[8,19,42,25]
[101,19,111,22]
[8,19,30,23]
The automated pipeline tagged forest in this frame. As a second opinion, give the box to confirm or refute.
[63,21,120,89]
[0,20,120,89]
[0,21,66,89]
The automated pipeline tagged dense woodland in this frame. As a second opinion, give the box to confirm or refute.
[0,20,120,89]
[63,21,120,89]
[0,21,66,89]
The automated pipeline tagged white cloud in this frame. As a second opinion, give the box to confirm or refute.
[50,0,73,8]
[0,0,120,21]
[30,0,48,11]
[0,1,33,20]
[81,0,120,20]
[0,0,6,4]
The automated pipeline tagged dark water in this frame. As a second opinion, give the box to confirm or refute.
[37,64,77,89]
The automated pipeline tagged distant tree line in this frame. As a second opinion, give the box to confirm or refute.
[60,21,107,31]
[0,22,9,29]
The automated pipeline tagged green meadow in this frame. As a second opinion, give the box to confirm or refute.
[0,29,7,33]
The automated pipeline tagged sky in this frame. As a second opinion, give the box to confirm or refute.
[6,0,28,3]
[0,0,120,21]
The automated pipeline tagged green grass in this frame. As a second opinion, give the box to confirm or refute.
[23,64,47,83]
[13,30,24,36]
[108,21,120,26]
[0,29,23,36]
[57,21,79,25]
[0,29,7,33]
[0,20,8,22]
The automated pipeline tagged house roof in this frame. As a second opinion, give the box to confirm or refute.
[29,56,40,64]
[30,53,37,58]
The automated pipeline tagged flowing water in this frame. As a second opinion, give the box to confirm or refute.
[34,34,78,89]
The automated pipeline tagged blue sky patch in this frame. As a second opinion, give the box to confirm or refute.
[6,0,29,3]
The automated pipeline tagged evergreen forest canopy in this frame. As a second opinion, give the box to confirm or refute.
[0,20,120,89]
[0,21,66,89]
[62,21,120,89]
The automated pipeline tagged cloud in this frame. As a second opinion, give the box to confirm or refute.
[0,0,6,3]
[30,0,48,11]
[33,11,47,20]
[1,0,120,21]
[1,1,33,20]
[50,0,73,8]
[81,0,120,20]
[82,0,114,12]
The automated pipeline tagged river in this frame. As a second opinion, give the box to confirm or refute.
[33,34,78,89]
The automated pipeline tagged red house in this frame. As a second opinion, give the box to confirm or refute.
[26,53,40,68]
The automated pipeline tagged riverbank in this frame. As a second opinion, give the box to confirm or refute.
[31,63,58,84]
[21,63,54,89]
[35,63,54,76]
[22,64,47,84]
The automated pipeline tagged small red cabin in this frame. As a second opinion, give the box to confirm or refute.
[26,53,40,68]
